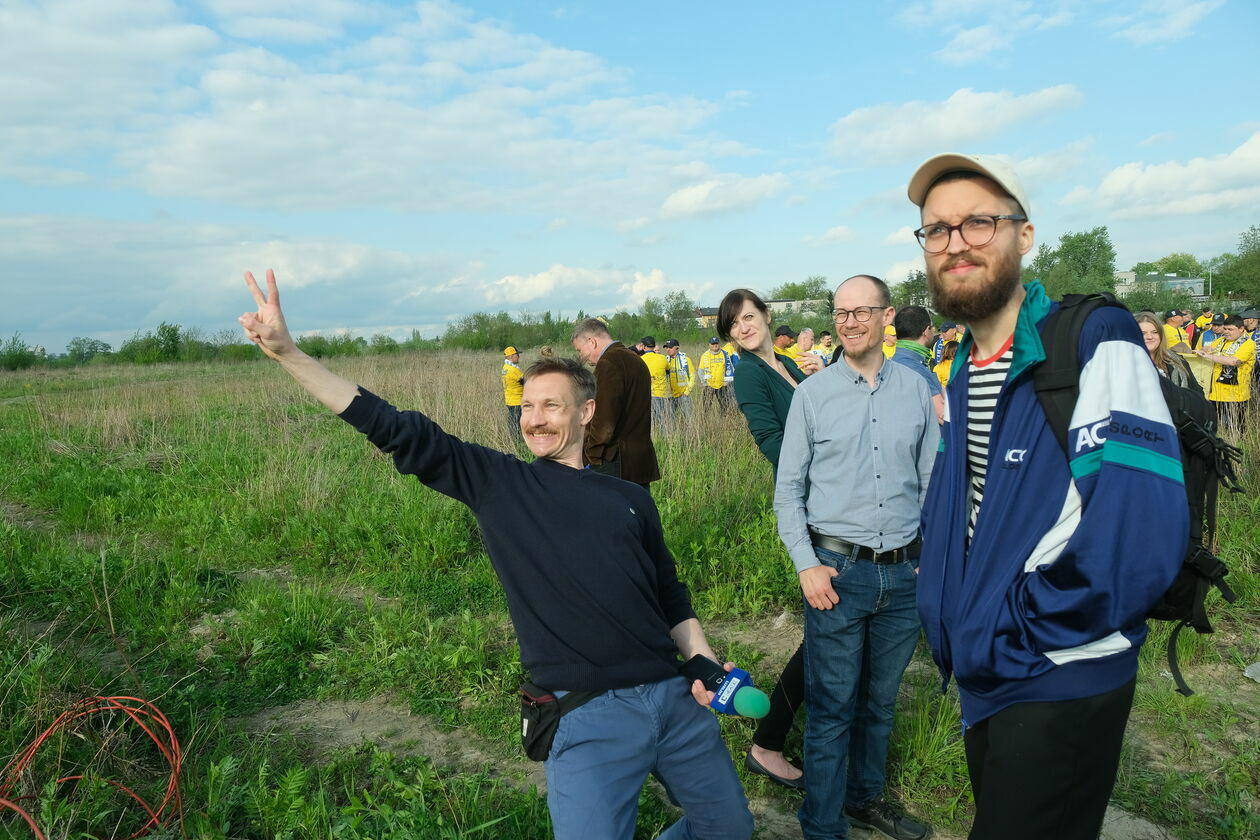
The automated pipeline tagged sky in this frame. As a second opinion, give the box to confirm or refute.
[2,0,1258,353]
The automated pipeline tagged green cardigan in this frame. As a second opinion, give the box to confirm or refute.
[732,350,807,471]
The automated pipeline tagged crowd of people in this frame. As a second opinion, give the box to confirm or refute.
[241,151,1246,840]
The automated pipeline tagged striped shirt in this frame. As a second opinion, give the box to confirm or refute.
[967,338,1014,541]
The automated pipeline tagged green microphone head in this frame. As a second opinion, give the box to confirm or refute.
[732,686,771,719]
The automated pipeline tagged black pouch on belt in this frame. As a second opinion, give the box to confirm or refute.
[519,682,601,761]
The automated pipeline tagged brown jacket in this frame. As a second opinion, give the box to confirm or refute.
[584,341,659,484]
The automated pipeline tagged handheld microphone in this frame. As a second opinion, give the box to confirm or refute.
[680,655,771,719]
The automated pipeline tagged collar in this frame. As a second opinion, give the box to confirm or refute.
[948,280,1052,384]
[835,350,887,385]
[894,340,931,360]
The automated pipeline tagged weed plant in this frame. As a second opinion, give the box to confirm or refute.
[1,349,1256,839]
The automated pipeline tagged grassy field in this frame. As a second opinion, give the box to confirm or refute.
[0,347,1256,839]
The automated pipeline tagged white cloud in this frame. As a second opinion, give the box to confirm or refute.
[802,225,854,247]
[1139,132,1173,146]
[900,1,1074,65]
[660,173,788,218]
[485,263,668,310]
[616,217,653,233]
[883,226,917,246]
[885,256,927,288]
[1062,132,1260,218]
[829,86,1083,163]
[1,1,774,228]
[1109,0,1225,46]
[0,213,474,351]
[546,218,568,231]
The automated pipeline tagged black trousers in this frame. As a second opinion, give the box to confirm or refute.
[752,641,804,753]
[964,677,1136,840]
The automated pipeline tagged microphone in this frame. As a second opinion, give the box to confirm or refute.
[680,655,770,718]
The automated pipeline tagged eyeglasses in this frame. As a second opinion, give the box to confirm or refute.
[914,215,1027,254]
[833,306,883,323]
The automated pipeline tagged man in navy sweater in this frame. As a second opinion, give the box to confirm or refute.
[239,270,753,840]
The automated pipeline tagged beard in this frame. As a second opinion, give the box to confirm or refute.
[927,246,1022,323]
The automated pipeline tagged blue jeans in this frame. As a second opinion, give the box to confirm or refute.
[799,546,921,839]
[545,676,753,840]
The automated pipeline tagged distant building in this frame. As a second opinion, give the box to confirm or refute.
[1114,271,1205,296]
[694,307,719,329]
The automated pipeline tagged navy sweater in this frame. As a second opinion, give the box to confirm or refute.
[340,388,697,691]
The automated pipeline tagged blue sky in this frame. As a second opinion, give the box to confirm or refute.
[2,0,1257,353]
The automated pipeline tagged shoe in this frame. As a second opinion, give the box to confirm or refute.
[845,797,930,840]
[743,750,805,791]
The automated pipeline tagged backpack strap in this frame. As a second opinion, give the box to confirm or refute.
[1032,293,1125,457]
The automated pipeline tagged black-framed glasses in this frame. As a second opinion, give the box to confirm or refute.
[833,306,883,324]
[914,214,1027,254]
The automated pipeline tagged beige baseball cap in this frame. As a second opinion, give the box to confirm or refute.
[907,153,1030,219]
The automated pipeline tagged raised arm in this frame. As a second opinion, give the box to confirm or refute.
[238,270,359,413]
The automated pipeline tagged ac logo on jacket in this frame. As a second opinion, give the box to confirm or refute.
[1073,420,1109,455]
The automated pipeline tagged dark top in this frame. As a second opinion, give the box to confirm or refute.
[732,349,807,470]
[341,388,695,691]
[585,341,660,483]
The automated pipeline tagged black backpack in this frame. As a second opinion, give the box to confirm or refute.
[1032,293,1242,696]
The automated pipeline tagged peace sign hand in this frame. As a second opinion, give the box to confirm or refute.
[239,270,297,360]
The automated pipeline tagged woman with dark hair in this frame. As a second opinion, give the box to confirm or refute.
[717,287,808,790]
[932,340,958,390]
[1135,311,1201,394]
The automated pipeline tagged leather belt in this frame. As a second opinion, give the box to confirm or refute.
[809,530,920,565]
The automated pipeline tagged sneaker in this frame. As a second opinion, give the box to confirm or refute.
[844,797,930,840]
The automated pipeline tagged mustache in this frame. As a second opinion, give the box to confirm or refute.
[940,253,986,272]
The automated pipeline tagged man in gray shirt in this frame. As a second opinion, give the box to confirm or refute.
[775,274,938,840]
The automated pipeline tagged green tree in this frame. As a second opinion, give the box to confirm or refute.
[155,322,181,361]
[0,334,38,371]
[770,276,829,300]
[1022,243,1058,284]
[1131,261,1158,275]
[1041,227,1116,299]
[662,290,697,334]
[65,337,111,363]
[1153,252,1204,277]
[891,270,929,309]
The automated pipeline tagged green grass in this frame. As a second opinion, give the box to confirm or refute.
[1,353,1257,839]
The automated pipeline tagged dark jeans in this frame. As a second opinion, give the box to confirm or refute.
[964,677,1136,840]
[799,546,920,839]
[704,386,734,412]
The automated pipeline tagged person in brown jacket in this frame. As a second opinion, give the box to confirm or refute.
[571,318,660,490]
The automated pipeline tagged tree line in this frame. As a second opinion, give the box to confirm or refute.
[4,223,1255,373]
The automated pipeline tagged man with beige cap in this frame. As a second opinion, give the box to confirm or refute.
[907,154,1187,840]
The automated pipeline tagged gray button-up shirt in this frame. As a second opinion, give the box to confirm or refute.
[774,354,939,573]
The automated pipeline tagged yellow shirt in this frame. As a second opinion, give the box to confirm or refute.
[1163,323,1189,348]
[882,326,897,359]
[641,350,670,398]
[1195,315,1212,331]
[501,360,523,406]
[723,342,738,358]
[1207,337,1256,403]
[698,349,730,389]
[667,351,695,397]
[933,359,951,388]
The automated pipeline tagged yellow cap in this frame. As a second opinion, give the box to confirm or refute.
[504,346,519,356]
